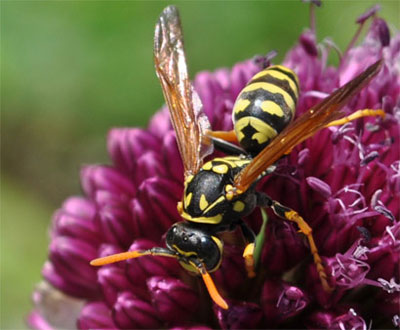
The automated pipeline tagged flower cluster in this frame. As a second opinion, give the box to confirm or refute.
[30,4,399,329]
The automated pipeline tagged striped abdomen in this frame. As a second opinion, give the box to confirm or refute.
[233,65,300,156]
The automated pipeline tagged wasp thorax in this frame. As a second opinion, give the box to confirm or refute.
[166,222,223,272]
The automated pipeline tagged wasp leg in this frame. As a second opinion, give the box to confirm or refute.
[257,193,333,292]
[207,129,238,143]
[210,136,247,156]
[238,220,257,278]
[325,109,385,127]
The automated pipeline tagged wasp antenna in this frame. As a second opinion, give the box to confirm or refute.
[90,251,147,266]
[90,247,179,266]
[200,269,229,310]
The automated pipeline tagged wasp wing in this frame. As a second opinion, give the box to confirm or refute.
[154,6,212,178]
[234,60,383,192]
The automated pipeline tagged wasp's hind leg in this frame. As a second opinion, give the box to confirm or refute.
[257,193,333,292]
[210,136,247,156]
[207,129,238,143]
[325,109,385,127]
[238,219,257,278]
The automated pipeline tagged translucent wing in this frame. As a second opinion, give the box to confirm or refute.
[234,60,383,192]
[154,6,212,178]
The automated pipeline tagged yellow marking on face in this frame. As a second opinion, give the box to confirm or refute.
[269,65,300,87]
[180,210,223,224]
[233,200,246,212]
[184,192,193,209]
[235,117,278,144]
[173,244,197,258]
[242,82,295,110]
[265,69,299,97]
[260,100,284,117]
[233,98,251,113]
[212,164,229,174]
[199,194,209,211]
[202,162,213,170]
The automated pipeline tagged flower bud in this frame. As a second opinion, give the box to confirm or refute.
[261,279,309,324]
[147,276,199,323]
[113,291,161,329]
[77,301,116,329]
[108,128,160,175]
[98,265,147,306]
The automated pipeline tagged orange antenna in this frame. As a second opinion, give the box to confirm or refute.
[90,248,179,266]
[199,267,229,309]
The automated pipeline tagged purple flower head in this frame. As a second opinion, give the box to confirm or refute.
[30,3,399,329]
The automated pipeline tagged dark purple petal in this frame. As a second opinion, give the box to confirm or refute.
[131,177,182,241]
[148,107,171,139]
[162,131,184,183]
[81,165,136,199]
[356,4,380,24]
[52,197,101,245]
[306,176,332,198]
[375,291,400,321]
[307,310,336,328]
[215,301,263,330]
[300,30,318,56]
[261,220,307,274]
[113,291,161,329]
[96,190,135,248]
[133,151,166,185]
[78,301,117,330]
[372,18,390,47]
[108,128,161,175]
[214,245,246,293]
[47,237,99,298]
[261,279,309,324]
[98,265,147,306]
[147,276,199,323]
[330,308,367,330]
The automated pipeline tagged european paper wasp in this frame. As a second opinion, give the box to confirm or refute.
[91,5,384,310]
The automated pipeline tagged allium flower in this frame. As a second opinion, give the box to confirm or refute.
[30,3,399,329]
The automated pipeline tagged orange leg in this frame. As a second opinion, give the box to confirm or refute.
[207,130,238,143]
[325,109,385,127]
[257,193,333,292]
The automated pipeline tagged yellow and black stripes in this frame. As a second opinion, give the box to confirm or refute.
[181,156,253,224]
[233,65,300,155]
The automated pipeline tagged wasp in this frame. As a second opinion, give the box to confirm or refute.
[91,5,384,310]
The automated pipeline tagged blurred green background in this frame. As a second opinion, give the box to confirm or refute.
[1,1,398,328]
